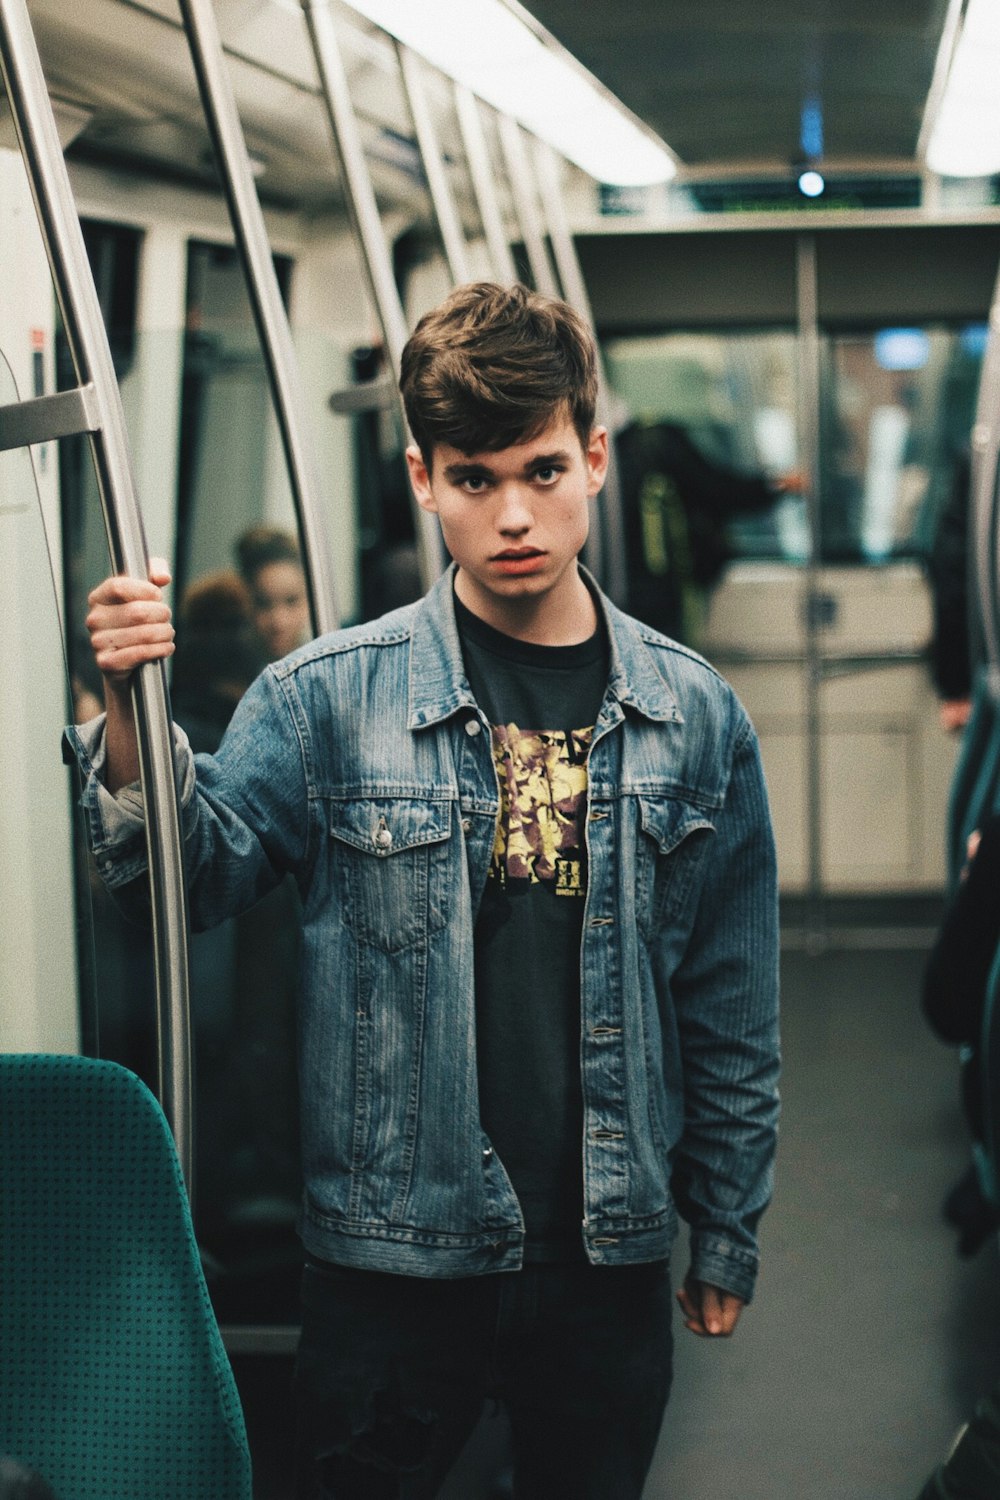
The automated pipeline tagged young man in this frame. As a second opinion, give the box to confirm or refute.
[73,282,780,1499]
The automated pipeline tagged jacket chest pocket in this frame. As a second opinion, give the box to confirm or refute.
[635,794,716,936]
[329,797,454,953]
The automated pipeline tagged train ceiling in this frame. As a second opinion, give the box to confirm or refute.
[0,0,962,212]
[523,0,953,178]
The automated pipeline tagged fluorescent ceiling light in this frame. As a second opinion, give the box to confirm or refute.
[924,0,1000,177]
[335,0,677,185]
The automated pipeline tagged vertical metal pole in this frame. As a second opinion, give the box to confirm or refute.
[796,232,825,949]
[534,141,628,598]
[301,0,445,588]
[496,114,559,298]
[532,144,590,317]
[453,84,517,284]
[397,44,470,285]
[0,0,193,1189]
[176,0,340,634]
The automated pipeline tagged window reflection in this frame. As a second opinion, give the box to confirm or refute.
[821,324,986,563]
[604,330,804,645]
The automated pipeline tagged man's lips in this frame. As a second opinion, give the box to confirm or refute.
[490,548,546,573]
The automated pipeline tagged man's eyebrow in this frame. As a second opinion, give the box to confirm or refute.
[526,449,572,469]
[443,460,496,481]
[443,449,573,482]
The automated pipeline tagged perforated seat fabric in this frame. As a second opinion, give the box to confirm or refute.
[0,1054,252,1500]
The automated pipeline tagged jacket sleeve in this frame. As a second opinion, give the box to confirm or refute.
[65,664,312,931]
[668,714,781,1303]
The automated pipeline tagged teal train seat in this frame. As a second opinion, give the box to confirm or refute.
[947,666,1000,891]
[0,1054,252,1500]
[977,943,1000,1214]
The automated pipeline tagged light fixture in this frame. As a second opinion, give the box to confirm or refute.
[797,169,825,198]
[328,0,678,186]
[923,0,1000,177]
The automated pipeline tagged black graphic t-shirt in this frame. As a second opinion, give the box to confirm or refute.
[455,593,609,1261]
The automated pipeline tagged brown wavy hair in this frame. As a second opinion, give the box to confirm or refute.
[399,282,598,468]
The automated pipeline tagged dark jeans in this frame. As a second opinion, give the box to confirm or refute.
[294,1257,674,1499]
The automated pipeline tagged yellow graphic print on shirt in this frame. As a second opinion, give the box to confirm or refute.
[489,723,593,897]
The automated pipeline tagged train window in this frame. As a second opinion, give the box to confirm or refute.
[176,241,296,604]
[819,323,986,563]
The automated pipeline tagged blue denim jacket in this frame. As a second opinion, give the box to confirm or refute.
[70,567,779,1301]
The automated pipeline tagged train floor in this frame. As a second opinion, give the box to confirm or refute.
[233,940,1000,1499]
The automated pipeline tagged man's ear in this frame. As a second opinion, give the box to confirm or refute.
[586,426,610,498]
[406,444,437,513]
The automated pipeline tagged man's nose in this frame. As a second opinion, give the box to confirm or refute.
[496,485,533,532]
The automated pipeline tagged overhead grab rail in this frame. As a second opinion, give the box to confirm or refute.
[0,0,194,1190]
[300,0,446,592]
[176,0,340,634]
[453,84,518,285]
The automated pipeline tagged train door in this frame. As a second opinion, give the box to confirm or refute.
[581,220,999,936]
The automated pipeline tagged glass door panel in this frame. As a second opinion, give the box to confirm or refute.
[604,328,804,647]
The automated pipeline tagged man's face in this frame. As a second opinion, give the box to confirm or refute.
[406,411,608,628]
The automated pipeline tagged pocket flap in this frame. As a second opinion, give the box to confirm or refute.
[328,797,453,857]
[638,795,715,856]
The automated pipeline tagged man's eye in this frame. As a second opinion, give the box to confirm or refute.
[462,476,487,493]
[534,466,562,484]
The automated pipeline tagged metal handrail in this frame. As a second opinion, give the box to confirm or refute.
[496,114,559,298]
[533,141,625,599]
[301,0,446,591]
[176,0,340,635]
[971,264,1000,673]
[0,0,193,1190]
[453,84,517,284]
[397,44,470,285]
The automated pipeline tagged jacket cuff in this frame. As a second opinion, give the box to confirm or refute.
[688,1231,759,1304]
[63,714,195,886]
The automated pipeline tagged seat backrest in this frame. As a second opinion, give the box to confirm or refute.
[947,668,1000,892]
[978,944,1000,1211]
[0,1054,252,1500]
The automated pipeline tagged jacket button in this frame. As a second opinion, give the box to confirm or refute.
[461,818,472,834]
[482,1146,494,1162]
[373,825,393,851]
[464,719,482,737]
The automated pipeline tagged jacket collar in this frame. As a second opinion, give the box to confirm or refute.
[407,564,682,731]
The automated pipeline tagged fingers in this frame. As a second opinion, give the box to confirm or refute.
[676,1277,745,1338]
[86,568,175,683]
[87,568,170,610]
[89,619,175,678]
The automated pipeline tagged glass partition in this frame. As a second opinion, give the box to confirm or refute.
[603,328,804,642]
[819,322,987,563]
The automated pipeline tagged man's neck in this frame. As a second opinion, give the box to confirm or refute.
[454,566,597,646]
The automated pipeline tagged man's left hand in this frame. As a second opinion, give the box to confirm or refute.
[676,1274,745,1338]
